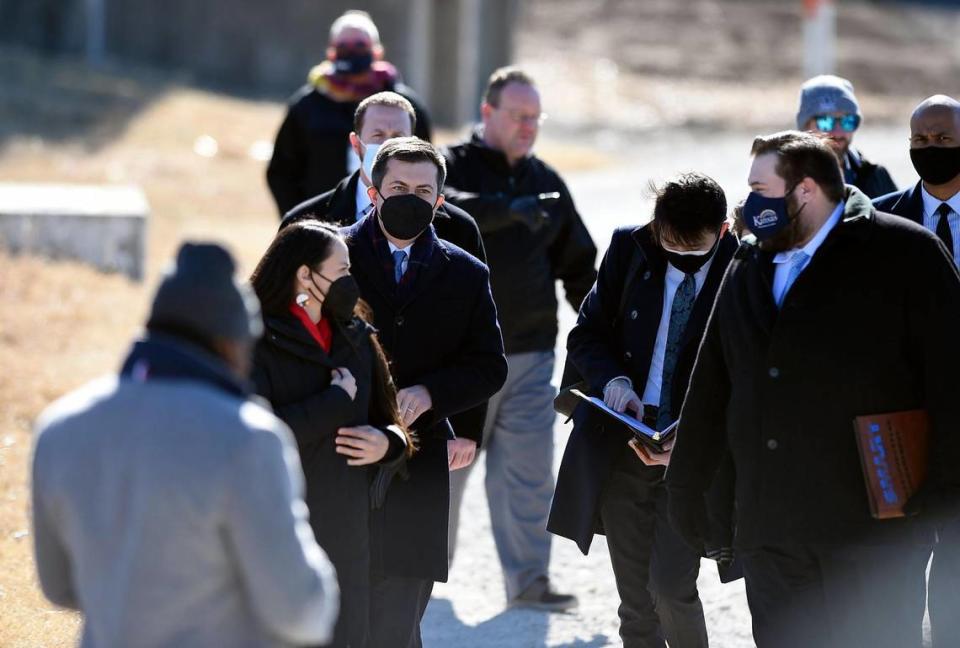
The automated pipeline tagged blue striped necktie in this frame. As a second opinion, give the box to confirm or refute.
[657,273,696,431]
[392,249,407,284]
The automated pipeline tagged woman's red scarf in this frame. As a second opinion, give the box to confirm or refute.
[288,303,332,353]
[308,60,399,103]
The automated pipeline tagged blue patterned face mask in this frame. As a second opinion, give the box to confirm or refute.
[742,185,802,241]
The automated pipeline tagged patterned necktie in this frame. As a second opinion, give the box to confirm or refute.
[392,249,407,284]
[657,273,697,431]
[936,203,954,259]
[776,251,810,307]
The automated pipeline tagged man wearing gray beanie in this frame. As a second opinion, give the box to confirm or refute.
[797,74,897,199]
[31,242,340,647]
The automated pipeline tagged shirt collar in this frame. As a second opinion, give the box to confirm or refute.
[387,239,413,254]
[773,201,844,264]
[920,184,960,218]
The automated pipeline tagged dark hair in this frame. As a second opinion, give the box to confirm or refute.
[730,199,749,237]
[354,91,416,135]
[250,220,416,455]
[650,172,728,247]
[370,136,446,191]
[250,220,341,317]
[483,66,536,107]
[751,130,845,203]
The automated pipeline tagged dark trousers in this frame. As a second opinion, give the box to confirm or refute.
[368,572,434,648]
[599,445,708,648]
[931,520,960,648]
[741,542,931,648]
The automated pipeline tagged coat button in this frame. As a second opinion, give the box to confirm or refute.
[625,351,633,360]
[630,309,638,320]
[767,439,779,450]
[643,271,652,280]
[395,316,405,327]
[768,367,780,378]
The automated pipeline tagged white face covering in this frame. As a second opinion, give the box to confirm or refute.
[361,142,382,185]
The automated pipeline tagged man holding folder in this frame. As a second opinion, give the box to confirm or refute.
[667,131,960,648]
[550,172,738,647]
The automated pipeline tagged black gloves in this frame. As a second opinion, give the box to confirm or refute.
[508,192,561,232]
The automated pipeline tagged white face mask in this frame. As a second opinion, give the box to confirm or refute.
[361,142,382,185]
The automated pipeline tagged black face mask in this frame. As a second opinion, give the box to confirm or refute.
[333,49,373,75]
[377,193,436,240]
[661,230,722,275]
[910,146,960,186]
[313,273,360,322]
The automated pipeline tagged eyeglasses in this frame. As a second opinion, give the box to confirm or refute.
[498,108,547,126]
[814,114,860,133]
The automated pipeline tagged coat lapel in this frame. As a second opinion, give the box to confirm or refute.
[344,218,398,304]
[328,172,362,226]
[400,229,450,309]
[679,232,738,351]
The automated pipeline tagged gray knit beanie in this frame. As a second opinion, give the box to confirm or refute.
[147,242,263,343]
[796,75,862,129]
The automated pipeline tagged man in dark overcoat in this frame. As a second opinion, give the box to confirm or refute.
[873,94,960,648]
[549,172,737,647]
[341,137,507,648]
[667,130,960,648]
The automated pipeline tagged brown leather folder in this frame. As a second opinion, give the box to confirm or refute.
[853,409,929,520]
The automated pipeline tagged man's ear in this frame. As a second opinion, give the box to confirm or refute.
[326,45,337,61]
[480,102,494,122]
[719,221,730,237]
[349,132,363,160]
[367,185,379,203]
[434,194,445,211]
[373,44,385,61]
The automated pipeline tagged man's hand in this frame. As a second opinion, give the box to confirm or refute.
[629,437,674,467]
[447,438,477,471]
[335,426,390,466]
[603,378,643,417]
[397,385,432,426]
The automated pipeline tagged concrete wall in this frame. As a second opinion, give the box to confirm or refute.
[0,0,520,127]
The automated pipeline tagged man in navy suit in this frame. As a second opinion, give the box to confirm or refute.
[873,94,960,648]
[341,137,507,648]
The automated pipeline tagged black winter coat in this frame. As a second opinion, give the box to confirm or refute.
[266,82,432,215]
[442,132,597,354]
[667,188,960,549]
[844,148,897,200]
[548,225,738,554]
[252,312,403,648]
[342,217,507,582]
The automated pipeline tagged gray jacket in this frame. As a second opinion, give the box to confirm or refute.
[31,373,339,647]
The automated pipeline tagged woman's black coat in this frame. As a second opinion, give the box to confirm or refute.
[252,311,385,648]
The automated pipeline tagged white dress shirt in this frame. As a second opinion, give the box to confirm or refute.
[920,185,960,266]
[772,201,844,305]
[639,256,715,405]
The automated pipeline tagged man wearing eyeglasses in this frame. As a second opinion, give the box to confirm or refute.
[442,66,598,611]
[797,75,897,199]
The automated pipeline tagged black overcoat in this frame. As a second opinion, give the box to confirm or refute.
[667,187,960,549]
[342,216,507,582]
[548,225,738,554]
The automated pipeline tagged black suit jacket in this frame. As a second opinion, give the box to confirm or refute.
[873,180,924,224]
[668,187,960,548]
[280,172,490,447]
[342,217,507,582]
[548,225,738,554]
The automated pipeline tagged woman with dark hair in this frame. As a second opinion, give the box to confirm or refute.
[250,220,412,648]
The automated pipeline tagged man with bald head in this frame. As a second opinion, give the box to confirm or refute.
[267,10,432,215]
[875,94,960,648]
[874,95,960,267]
